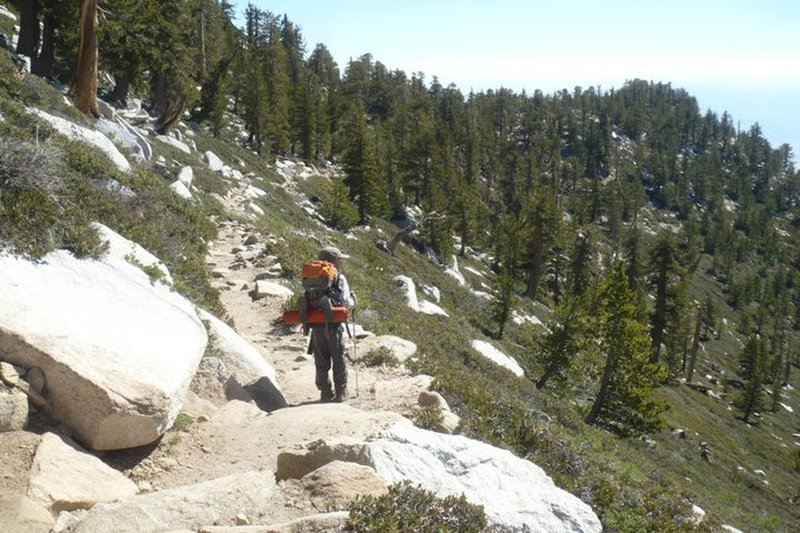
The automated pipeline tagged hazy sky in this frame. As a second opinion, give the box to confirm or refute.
[236,0,799,155]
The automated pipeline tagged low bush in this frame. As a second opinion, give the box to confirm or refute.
[359,346,399,367]
[408,404,444,432]
[347,481,487,533]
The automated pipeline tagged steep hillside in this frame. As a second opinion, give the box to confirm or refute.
[1,2,800,532]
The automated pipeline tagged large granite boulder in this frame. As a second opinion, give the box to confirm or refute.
[0,228,207,450]
[279,420,602,532]
[367,420,601,532]
[197,309,287,411]
[30,109,131,172]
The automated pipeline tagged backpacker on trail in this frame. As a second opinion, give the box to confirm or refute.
[284,246,356,403]
[283,247,352,332]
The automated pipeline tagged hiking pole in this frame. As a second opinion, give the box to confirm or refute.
[351,305,359,398]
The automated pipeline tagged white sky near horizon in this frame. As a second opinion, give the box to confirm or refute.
[235,0,800,156]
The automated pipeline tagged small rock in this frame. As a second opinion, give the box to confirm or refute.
[641,437,657,448]
[251,280,294,300]
[671,428,687,439]
[0,386,29,432]
[138,480,154,493]
[211,268,230,278]
[235,513,249,525]
[243,234,259,245]
[418,391,449,410]
[52,510,84,533]
[157,457,179,471]
[0,362,20,385]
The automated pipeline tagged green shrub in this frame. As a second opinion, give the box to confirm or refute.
[409,404,445,432]
[171,413,194,432]
[347,481,487,533]
[360,346,400,367]
[0,138,106,258]
[318,177,359,230]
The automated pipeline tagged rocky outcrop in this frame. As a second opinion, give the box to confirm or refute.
[199,511,350,533]
[417,390,460,433]
[0,227,207,450]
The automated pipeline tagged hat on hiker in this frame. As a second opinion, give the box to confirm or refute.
[319,246,349,262]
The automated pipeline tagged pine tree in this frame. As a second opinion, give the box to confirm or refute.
[522,189,561,301]
[534,297,586,389]
[306,43,340,163]
[319,177,360,230]
[238,44,268,153]
[585,263,667,435]
[647,231,683,364]
[341,101,384,223]
[15,0,41,59]
[192,55,232,136]
[490,215,523,339]
[101,0,162,105]
[150,0,197,134]
[262,19,291,156]
[569,227,595,298]
[735,335,769,424]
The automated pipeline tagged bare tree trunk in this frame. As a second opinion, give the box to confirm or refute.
[199,6,207,77]
[111,72,132,106]
[585,352,615,424]
[156,93,187,134]
[32,9,54,78]
[152,71,169,118]
[525,222,544,299]
[684,306,703,383]
[16,0,40,57]
[73,0,99,117]
[783,337,793,386]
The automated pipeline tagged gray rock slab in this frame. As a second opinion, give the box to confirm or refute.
[28,433,138,511]
[73,471,276,533]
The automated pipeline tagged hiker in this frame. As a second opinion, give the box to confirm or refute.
[310,246,355,402]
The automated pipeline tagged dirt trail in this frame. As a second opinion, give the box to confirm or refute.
[204,173,432,412]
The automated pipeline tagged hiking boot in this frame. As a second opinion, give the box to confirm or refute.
[320,387,334,402]
[334,387,348,403]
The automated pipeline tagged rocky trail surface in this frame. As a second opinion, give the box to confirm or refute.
[103,171,440,524]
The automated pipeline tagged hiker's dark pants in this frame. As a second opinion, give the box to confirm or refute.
[311,324,348,391]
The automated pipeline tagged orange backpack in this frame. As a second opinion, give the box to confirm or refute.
[283,260,349,331]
